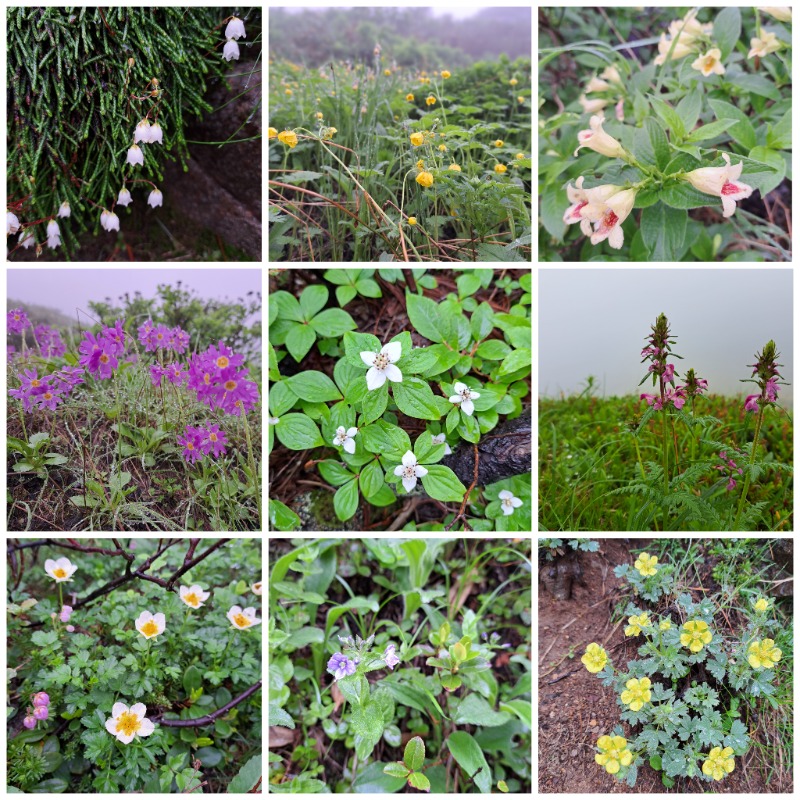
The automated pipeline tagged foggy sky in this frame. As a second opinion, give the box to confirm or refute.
[7,269,262,324]
[539,269,793,400]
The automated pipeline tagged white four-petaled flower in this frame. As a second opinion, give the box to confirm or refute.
[360,341,403,391]
[394,450,428,493]
[431,433,452,455]
[225,16,247,40]
[105,702,155,744]
[223,39,240,61]
[498,490,523,516]
[449,381,480,416]
[332,425,358,454]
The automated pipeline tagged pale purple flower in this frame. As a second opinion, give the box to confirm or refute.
[327,652,357,681]
[766,377,779,402]
[393,450,428,493]
[333,426,358,454]
[745,395,760,412]
[60,605,73,623]
[662,363,676,384]
[449,381,480,416]
[383,643,400,670]
[499,489,523,516]
[360,341,403,391]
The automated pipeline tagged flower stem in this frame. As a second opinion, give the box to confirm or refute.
[662,409,670,530]
[733,404,765,530]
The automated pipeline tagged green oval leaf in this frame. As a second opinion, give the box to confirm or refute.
[333,478,359,521]
[446,731,491,793]
[286,370,342,403]
[421,465,466,502]
[392,377,442,420]
[274,413,325,450]
[403,736,425,772]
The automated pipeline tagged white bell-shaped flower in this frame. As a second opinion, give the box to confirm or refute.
[57,201,71,218]
[104,211,120,232]
[46,220,61,249]
[147,189,163,208]
[134,119,152,144]
[149,122,163,145]
[7,212,20,235]
[223,39,240,61]
[225,16,246,40]
[117,187,133,207]
[18,230,35,249]
[126,145,145,167]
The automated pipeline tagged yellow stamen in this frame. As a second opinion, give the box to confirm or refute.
[140,620,159,637]
[233,613,251,628]
[115,711,141,737]
[53,568,67,578]
[185,593,199,607]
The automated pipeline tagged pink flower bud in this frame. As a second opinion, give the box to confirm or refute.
[59,606,73,623]
[23,715,37,729]
[33,705,49,720]
[66,625,75,632]
[32,692,50,707]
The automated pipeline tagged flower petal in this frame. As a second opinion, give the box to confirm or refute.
[343,438,356,454]
[414,465,428,477]
[137,718,155,737]
[453,381,467,394]
[461,398,475,415]
[382,341,402,362]
[130,703,147,718]
[401,476,417,492]
[111,701,128,718]
[365,367,386,391]
[360,351,377,367]
[383,363,403,383]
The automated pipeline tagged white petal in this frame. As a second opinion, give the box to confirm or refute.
[366,367,386,391]
[432,434,445,444]
[383,364,403,383]
[105,718,119,735]
[153,613,166,628]
[453,381,467,394]
[137,718,155,737]
[461,398,475,415]
[498,490,513,500]
[360,351,377,367]
[448,394,462,404]
[501,504,515,515]
[130,703,147,718]
[401,450,417,467]
[394,465,405,476]
[469,391,481,399]
[332,434,341,447]
[511,497,524,508]
[343,438,356,454]
[117,731,136,744]
[414,465,428,477]
[111,702,128,718]
[444,444,452,455]
[336,426,346,436]
[382,341,402,362]
[346,427,359,438]
[401,476,417,492]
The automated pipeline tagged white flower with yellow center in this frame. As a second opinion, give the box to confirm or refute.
[45,557,77,583]
[179,585,210,609]
[360,341,403,391]
[691,48,726,77]
[227,605,261,629]
[135,610,166,639]
[252,582,262,596]
[105,702,155,744]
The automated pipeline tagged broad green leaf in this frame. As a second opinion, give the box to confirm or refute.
[268,499,301,531]
[284,323,316,363]
[457,412,480,443]
[446,731,492,793]
[281,170,324,186]
[355,278,382,298]
[338,674,369,706]
[407,772,431,792]
[323,268,352,285]
[659,182,718,210]
[272,291,304,322]
[640,202,688,261]
[336,285,358,306]
[476,340,511,360]
[446,406,460,434]
[343,331,382,369]
[397,346,439,375]
[470,301,494,341]
[356,762,407,793]
[318,460,356,487]
[456,272,481,299]
[268,703,295,728]
[713,7,741,60]
[286,370,342,403]
[414,433,445,465]
[309,308,357,338]
[274,413,324,450]
[421,465,466,502]
[269,380,297,416]
[383,762,411,779]
[421,344,462,377]
[540,181,567,241]
[183,665,202,692]
[498,349,531,377]
[333,478,359,521]
[392,377,442,420]
[227,754,262,793]
[499,699,532,728]
[675,91,702,134]
[404,736,425,771]
[748,146,786,195]
[405,292,446,344]
[684,119,737,143]
[634,118,670,170]
[451,694,512,727]
[359,460,386,499]
[708,98,756,150]
[351,702,385,760]
[766,110,791,150]
[470,384,506,411]
[361,382,389,425]
[360,420,411,459]
[299,285,329,321]
[649,96,685,141]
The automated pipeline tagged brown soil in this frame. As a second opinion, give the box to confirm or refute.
[537,538,782,794]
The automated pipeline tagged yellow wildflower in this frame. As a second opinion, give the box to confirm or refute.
[625,613,651,637]
[753,597,770,613]
[515,152,525,159]
[416,171,434,188]
[426,95,437,106]
[407,217,417,226]
[410,132,425,146]
[315,111,324,119]
[634,552,658,577]
[406,93,415,101]
[620,677,651,711]
[494,139,504,147]
[384,69,391,76]
[702,747,735,781]
[321,127,337,140]
[438,144,447,152]
[448,163,461,172]
[285,88,292,96]
[268,127,278,139]
[416,159,425,170]
[509,78,518,85]
[680,620,713,653]
[518,96,525,103]
[441,70,451,79]
[659,620,672,631]
[748,638,782,669]
[595,735,633,775]
[278,130,298,148]
[494,164,507,174]
[581,642,607,674]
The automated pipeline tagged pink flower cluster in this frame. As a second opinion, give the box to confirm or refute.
[23,691,50,730]
[745,378,779,413]
[34,324,66,358]
[7,308,31,334]
[640,386,687,411]
[137,319,190,354]
[177,424,228,464]
[8,365,85,412]
[150,362,189,388]
[186,341,259,416]
[78,319,127,380]
[714,450,744,492]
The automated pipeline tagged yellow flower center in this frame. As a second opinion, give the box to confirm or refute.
[216,356,229,368]
[184,593,199,607]
[704,56,715,71]
[53,568,67,579]
[115,711,142,738]
[224,380,237,391]
[209,433,218,442]
[233,613,251,628]
[141,620,159,637]
[31,379,40,387]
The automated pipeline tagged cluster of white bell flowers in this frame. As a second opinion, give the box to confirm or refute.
[223,16,246,61]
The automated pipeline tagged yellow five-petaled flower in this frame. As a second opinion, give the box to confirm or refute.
[624,613,651,637]
[410,132,425,147]
[416,171,434,188]
[581,642,608,673]
[494,164,507,174]
[634,551,658,577]
[406,93,415,102]
[426,95,437,106]
[595,735,633,775]
[620,677,651,711]
[753,597,770,613]
[702,746,735,781]
[441,70,451,79]
[680,619,712,653]
[747,638,782,669]
[278,130,298,148]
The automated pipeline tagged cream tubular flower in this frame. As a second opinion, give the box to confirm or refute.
[578,94,609,114]
[654,33,697,65]
[683,153,753,217]
[573,115,627,159]
[691,48,726,77]
[360,341,403,391]
[585,76,612,93]
[228,605,261,629]
[748,31,782,58]
[600,65,623,85]
[583,188,637,249]
[135,610,166,639]
[563,177,616,235]
[393,450,428,493]
[758,7,792,22]
[45,557,77,583]
[179,585,210,609]
[105,702,155,744]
